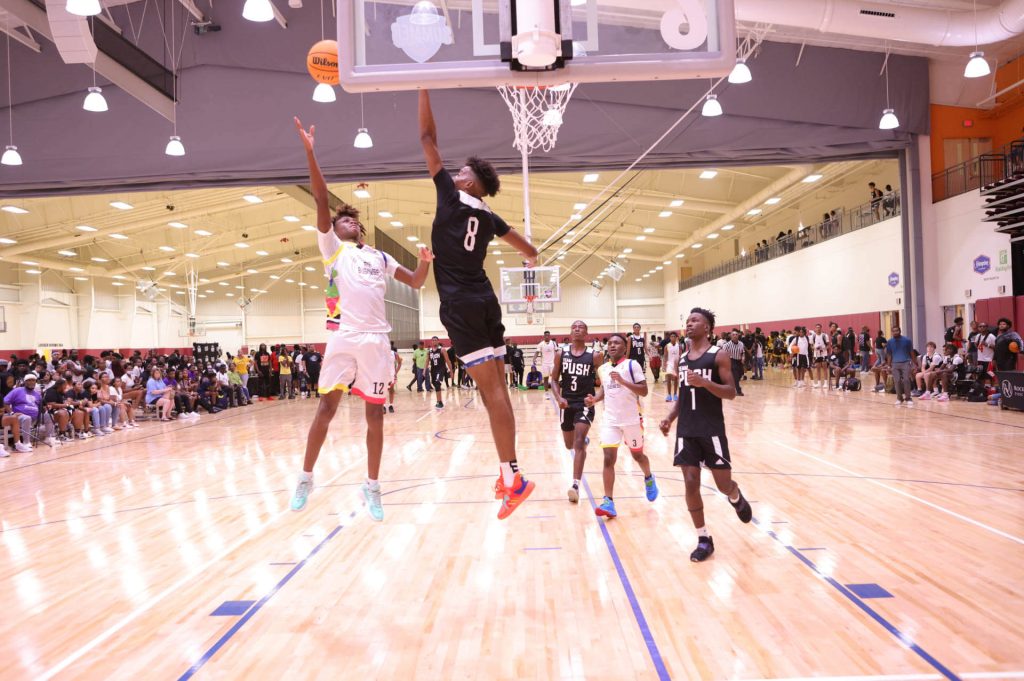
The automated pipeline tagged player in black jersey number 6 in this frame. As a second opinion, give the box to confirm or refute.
[659,307,753,562]
[419,90,540,520]
[550,320,602,503]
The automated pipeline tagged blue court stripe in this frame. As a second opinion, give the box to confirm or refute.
[178,521,349,680]
[755,520,961,681]
[581,476,670,681]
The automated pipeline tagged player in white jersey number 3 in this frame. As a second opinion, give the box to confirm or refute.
[290,118,433,521]
[586,332,659,519]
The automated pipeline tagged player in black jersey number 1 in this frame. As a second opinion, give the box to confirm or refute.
[659,307,753,562]
[550,320,602,502]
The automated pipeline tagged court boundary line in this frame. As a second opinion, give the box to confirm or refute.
[36,464,351,681]
[771,440,1024,545]
[742,671,1024,681]
[752,518,962,681]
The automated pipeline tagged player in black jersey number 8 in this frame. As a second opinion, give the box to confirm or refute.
[659,308,753,563]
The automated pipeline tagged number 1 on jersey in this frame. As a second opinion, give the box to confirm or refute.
[464,216,479,251]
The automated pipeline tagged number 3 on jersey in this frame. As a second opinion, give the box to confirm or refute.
[464,216,479,251]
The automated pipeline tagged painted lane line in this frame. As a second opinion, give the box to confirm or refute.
[753,519,961,681]
[772,440,1024,545]
[580,476,670,681]
[37,467,349,681]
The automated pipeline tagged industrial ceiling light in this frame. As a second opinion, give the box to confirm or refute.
[2,18,21,166]
[353,94,373,148]
[701,93,722,117]
[165,4,186,156]
[878,49,899,131]
[66,0,101,17]
[83,86,107,112]
[728,59,752,84]
[964,1,991,79]
[313,82,336,103]
[243,0,275,22]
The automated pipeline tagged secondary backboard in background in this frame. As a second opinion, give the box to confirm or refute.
[337,0,736,92]
[499,266,561,304]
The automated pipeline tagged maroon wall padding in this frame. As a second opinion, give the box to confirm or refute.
[977,295,1024,370]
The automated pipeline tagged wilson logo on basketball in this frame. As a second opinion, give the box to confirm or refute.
[311,56,337,68]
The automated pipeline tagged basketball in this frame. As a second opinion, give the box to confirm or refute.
[307,40,339,85]
[790,344,799,354]
[1010,341,1020,353]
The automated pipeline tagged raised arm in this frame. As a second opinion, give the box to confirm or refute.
[500,228,538,268]
[418,90,444,177]
[393,246,435,290]
[294,117,332,233]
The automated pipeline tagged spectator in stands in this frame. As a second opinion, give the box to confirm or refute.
[993,318,1022,371]
[869,182,883,220]
[96,374,123,431]
[232,350,251,396]
[873,330,888,368]
[228,366,252,405]
[945,317,965,350]
[304,346,322,397]
[3,373,42,452]
[42,377,73,441]
[856,326,872,371]
[933,343,963,401]
[147,368,176,421]
[883,185,896,216]
[526,365,544,389]
[967,320,980,366]
[111,377,137,428]
[84,380,114,435]
[886,325,915,407]
[255,344,272,399]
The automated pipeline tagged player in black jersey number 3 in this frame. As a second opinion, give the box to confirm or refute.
[659,307,753,562]
[550,320,602,503]
[419,90,540,520]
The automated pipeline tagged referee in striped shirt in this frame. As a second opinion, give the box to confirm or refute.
[723,331,747,397]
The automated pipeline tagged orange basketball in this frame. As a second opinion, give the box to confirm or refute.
[1010,341,1020,354]
[790,344,799,354]
[307,40,339,85]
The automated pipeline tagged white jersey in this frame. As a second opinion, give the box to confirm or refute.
[664,342,681,373]
[318,231,398,333]
[597,359,645,427]
[810,331,829,357]
[538,340,558,366]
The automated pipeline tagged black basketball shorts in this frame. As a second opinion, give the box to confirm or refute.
[792,354,809,369]
[673,433,732,469]
[560,404,595,432]
[439,295,506,367]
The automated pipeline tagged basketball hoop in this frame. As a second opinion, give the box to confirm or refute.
[497,83,578,244]
[496,83,577,155]
[524,294,537,315]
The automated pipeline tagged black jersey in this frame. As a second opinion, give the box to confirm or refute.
[677,345,726,437]
[430,170,511,302]
[559,347,596,405]
[428,348,445,372]
[628,334,647,366]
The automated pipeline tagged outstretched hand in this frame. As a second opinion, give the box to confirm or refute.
[294,117,315,151]
[418,246,435,263]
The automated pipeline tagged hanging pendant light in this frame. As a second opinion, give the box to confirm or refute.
[66,0,101,17]
[2,16,20,166]
[964,0,991,79]
[728,59,752,84]
[353,93,373,148]
[701,93,722,117]
[164,4,185,156]
[878,49,899,131]
[964,51,990,78]
[243,0,275,22]
[83,86,107,111]
[312,82,336,102]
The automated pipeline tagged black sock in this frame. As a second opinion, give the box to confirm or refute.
[509,459,519,474]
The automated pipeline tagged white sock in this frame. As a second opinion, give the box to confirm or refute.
[697,526,710,538]
[299,470,312,482]
[500,462,515,486]
[366,477,380,490]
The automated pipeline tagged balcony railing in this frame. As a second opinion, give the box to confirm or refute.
[932,153,1006,202]
[678,190,901,291]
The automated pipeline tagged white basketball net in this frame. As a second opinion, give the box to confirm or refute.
[185,264,198,335]
[497,83,578,154]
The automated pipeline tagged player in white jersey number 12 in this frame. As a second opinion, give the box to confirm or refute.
[290,117,433,521]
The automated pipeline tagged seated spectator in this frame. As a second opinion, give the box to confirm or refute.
[931,344,964,402]
[3,373,45,452]
[42,377,73,441]
[913,342,943,397]
[197,370,224,414]
[97,374,124,431]
[228,367,252,405]
[146,368,176,421]
[993,318,1022,371]
[84,380,114,435]
[526,365,544,389]
[871,361,891,392]
[111,377,138,429]
[828,347,856,390]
